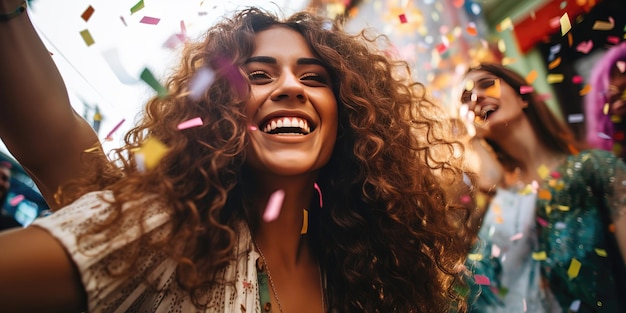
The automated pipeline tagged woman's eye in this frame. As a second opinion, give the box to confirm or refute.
[300,72,328,85]
[248,70,272,81]
[477,79,496,89]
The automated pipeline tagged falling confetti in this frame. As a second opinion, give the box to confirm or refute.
[136,137,169,171]
[484,79,501,98]
[519,85,534,94]
[9,194,25,207]
[81,5,95,22]
[263,189,285,222]
[567,258,582,279]
[546,74,564,84]
[300,209,308,234]
[105,119,126,140]
[314,182,323,208]
[79,29,95,47]
[592,17,614,31]
[560,13,571,36]
[130,0,145,14]
[140,68,168,98]
[139,16,161,25]
[177,117,203,130]
[188,67,216,101]
[473,274,490,285]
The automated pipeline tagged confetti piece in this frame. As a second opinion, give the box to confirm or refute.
[263,189,285,222]
[468,253,483,261]
[554,222,567,230]
[249,125,258,131]
[592,17,614,31]
[603,103,610,115]
[537,165,549,179]
[9,194,25,207]
[473,274,490,285]
[502,57,517,65]
[510,232,524,241]
[491,244,501,257]
[568,113,584,123]
[466,22,477,36]
[399,13,407,24]
[140,16,161,25]
[137,137,169,170]
[549,16,561,29]
[140,68,168,98]
[81,5,95,22]
[120,16,127,27]
[536,93,552,101]
[546,74,564,84]
[497,39,506,53]
[453,0,464,8]
[567,258,581,279]
[607,36,619,44]
[526,70,538,84]
[560,13,571,36]
[569,300,581,312]
[314,182,323,208]
[579,84,591,96]
[497,17,513,32]
[548,57,561,70]
[484,79,501,98]
[130,0,144,14]
[79,29,95,47]
[83,146,100,153]
[102,48,139,84]
[576,40,593,54]
[519,85,534,94]
[536,217,548,227]
[300,209,308,234]
[532,251,547,260]
[105,119,126,140]
[572,75,583,84]
[594,248,607,257]
[556,205,570,211]
[617,61,626,73]
[188,67,215,100]
[177,117,203,130]
[538,189,552,200]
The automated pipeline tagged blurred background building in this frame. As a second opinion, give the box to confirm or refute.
[2,0,625,225]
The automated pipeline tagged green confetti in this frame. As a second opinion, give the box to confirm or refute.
[140,68,168,98]
[130,0,145,15]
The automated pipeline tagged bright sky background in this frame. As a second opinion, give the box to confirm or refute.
[1,0,309,157]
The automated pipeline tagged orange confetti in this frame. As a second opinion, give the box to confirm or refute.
[548,57,561,70]
[526,70,538,84]
[592,17,614,30]
[453,0,465,8]
[484,79,501,98]
[466,23,477,36]
[579,84,591,96]
[81,5,95,22]
[538,189,552,200]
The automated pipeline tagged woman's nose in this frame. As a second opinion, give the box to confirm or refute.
[271,72,306,102]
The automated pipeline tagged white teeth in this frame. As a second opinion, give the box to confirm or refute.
[261,117,312,134]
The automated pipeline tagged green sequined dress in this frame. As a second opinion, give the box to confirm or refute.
[468,150,626,313]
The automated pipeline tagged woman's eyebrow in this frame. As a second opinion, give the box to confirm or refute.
[244,56,324,67]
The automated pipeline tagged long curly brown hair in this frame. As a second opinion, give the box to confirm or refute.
[62,8,476,312]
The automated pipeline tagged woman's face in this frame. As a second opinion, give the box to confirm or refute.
[460,70,528,136]
[243,26,338,177]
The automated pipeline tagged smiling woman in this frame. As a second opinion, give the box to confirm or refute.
[0,2,476,312]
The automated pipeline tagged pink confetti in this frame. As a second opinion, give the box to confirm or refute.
[474,274,491,285]
[460,194,472,203]
[188,67,215,100]
[510,232,524,241]
[519,85,534,94]
[399,14,408,24]
[436,42,448,54]
[536,93,552,101]
[607,36,620,44]
[536,217,548,227]
[263,190,285,222]
[572,75,583,84]
[617,61,626,73]
[491,244,501,258]
[314,183,323,208]
[105,119,126,140]
[249,125,258,131]
[576,40,593,54]
[9,194,25,207]
[549,16,561,29]
[177,117,203,130]
[139,16,160,25]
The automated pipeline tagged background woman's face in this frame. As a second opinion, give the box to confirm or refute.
[243,26,338,177]
[608,73,626,117]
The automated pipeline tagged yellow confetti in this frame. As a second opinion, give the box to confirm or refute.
[603,103,610,115]
[526,70,538,84]
[548,57,561,70]
[594,248,607,257]
[579,84,591,96]
[545,204,552,215]
[501,57,517,66]
[567,258,582,279]
[611,115,622,123]
[519,184,534,195]
[464,79,475,91]
[532,251,547,260]
[80,29,95,47]
[537,165,550,179]
[497,39,506,53]
[137,137,169,170]
[497,17,513,32]
[300,209,309,234]
[468,253,483,261]
[495,216,504,224]
[592,17,614,31]
[556,205,570,211]
[560,13,571,36]
[484,79,501,98]
[546,74,564,84]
